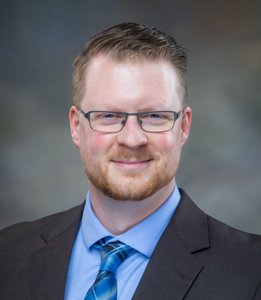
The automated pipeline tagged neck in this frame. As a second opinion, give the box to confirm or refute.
[88,180,175,235]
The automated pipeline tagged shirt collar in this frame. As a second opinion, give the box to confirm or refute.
[82,183,180,258]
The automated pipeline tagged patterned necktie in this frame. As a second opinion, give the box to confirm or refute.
[84,239,134,300]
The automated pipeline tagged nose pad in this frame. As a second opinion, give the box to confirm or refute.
[117,115,147,149]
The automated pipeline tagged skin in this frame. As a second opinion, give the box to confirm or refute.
[69,54,192,235]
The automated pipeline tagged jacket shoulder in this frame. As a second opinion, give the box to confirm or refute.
[176,188,261,259]
[0,202,85,255]
[206,213,261,254]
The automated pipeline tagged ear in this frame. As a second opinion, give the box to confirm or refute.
[180,106,192,146]
[69,106,80,148]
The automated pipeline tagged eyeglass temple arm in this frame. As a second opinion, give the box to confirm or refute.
[80,109,91,121]
[175,110,182,121]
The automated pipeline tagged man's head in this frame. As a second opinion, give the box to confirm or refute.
[69,22,191,202]
[72,22,187,110]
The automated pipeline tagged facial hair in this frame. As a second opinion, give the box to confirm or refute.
[80,146,180,201]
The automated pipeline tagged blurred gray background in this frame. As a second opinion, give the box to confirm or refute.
[1,0,261,233]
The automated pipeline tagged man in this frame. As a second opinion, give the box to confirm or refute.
[0,22,261,300]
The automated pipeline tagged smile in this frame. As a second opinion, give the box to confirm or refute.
[111,159,152,170]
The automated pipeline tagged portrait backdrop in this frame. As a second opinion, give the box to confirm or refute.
[1,0,261,233]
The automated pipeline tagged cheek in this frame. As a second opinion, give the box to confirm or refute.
[88,133,116,156]
[151,133,177,154]
[92,135,105,150]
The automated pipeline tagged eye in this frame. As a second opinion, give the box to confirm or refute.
[138,112,173,127]
[148,113,162,118]
[103,114,115,118]
[140,113,166,120]
[98,113,122,119]
[93,112,125,126]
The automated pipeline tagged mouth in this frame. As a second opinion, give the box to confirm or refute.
[111,159,153,170]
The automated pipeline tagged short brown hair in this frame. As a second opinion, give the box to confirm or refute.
[73,22,187,109]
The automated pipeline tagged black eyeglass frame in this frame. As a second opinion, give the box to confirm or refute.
[80,109,182,133]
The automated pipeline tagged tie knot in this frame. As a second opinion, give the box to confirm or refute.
[95,240,134,272]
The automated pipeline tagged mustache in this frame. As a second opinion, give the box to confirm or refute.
[108,148,156,161]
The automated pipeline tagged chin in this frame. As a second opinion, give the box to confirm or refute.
[89,171,175,201]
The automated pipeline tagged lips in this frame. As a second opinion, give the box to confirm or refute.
[111,159,152,170]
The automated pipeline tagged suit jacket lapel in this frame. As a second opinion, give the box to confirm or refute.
[132,189,210,300]
[29,202,85,300]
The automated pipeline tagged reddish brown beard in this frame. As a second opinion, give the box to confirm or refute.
[81,147,180,201]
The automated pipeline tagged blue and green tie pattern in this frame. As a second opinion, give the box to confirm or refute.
[84,239,134,300]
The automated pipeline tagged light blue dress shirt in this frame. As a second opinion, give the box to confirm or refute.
[64,184,181,300]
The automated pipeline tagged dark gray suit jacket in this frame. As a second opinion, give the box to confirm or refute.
[1,189,261,299]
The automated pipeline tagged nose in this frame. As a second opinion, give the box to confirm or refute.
[116,115,148,150]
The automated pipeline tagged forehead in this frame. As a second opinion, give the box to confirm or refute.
[83,54,182,111]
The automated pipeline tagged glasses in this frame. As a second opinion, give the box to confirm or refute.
[80,110,181,133]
